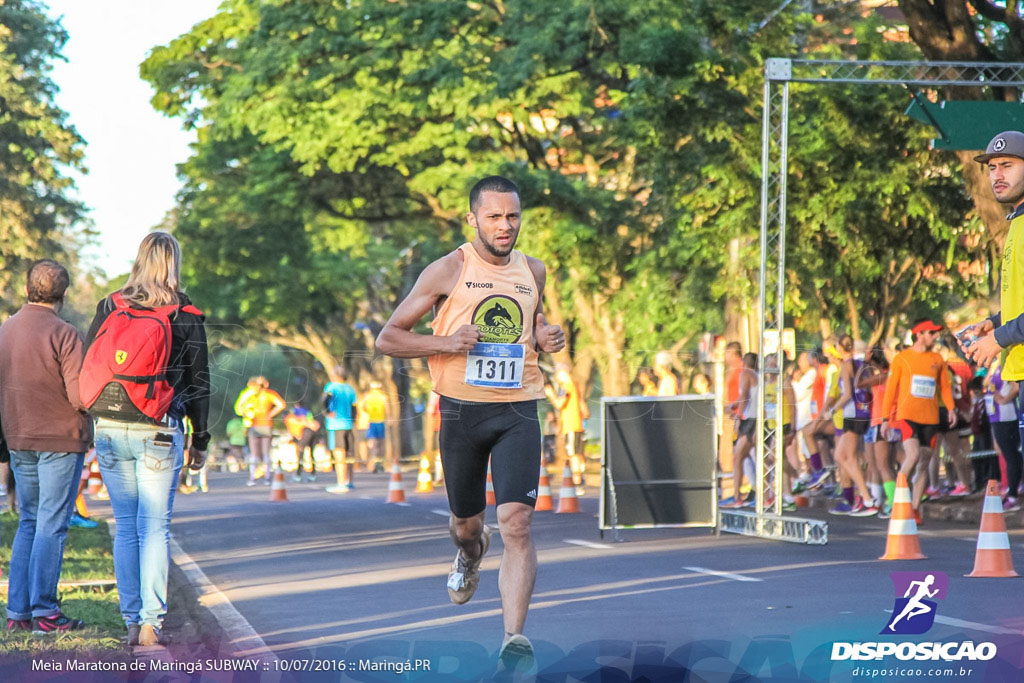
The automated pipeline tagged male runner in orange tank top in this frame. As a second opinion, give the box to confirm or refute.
[376,176,565,674]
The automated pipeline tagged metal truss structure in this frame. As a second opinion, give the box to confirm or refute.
[727,59,1024,544]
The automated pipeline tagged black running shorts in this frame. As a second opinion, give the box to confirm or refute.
[841,417,870,436]
[326,429,354,453]
[439,396,542,518]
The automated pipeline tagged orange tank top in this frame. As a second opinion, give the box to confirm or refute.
[428,244,544,402]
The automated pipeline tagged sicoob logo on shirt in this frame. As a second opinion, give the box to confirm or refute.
[472,294,524,343]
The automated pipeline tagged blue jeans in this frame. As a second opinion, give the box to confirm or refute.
[6,450,84,620]
[95,419,184,628]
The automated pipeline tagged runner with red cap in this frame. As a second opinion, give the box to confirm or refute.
[881,318,955,523]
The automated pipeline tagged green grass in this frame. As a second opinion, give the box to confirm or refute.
[0,511,126,656]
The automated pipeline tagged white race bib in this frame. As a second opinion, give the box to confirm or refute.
[765,403,777,421]
[985,395,996,415]
[910,374,936,399]
[465,343,525,389]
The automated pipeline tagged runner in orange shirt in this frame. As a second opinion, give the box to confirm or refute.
[881,319,955,520]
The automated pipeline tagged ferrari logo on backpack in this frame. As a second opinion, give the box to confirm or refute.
[115,350,128,365]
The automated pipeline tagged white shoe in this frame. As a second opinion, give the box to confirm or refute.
[446,525,491,605]
[498,634,535,674]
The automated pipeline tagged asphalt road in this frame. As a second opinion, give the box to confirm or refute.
[154,470,1024,682]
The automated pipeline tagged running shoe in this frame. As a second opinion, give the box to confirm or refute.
[877,502,892,520]
[291,475,303,483]
[325,485,352,494]
[7,618,30,631]
[791,480,806,495]
[949,484,970,497]
[1003,496,1021,513]
[447,525,492,605]
[246,480,256,487]
[806,469,829,491]
[497,634,535,674]
[913,508,923,526]
[32,613,84,634]
[925,486,940,498]
[828,501,852,515]
[782,500,796,512]
[849,497,879,517]
[69,512,99,529]
[719,496,736,506]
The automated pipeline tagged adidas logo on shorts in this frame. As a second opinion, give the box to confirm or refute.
[526,489,537,499]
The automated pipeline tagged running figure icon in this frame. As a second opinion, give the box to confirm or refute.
[886,574,939,632]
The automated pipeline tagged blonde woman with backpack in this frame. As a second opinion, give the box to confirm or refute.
[80,232,210,647]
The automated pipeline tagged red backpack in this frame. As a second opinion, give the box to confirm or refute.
[80,292,202,421]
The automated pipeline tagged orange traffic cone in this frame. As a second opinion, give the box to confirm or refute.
[416,454,434,493]
[269,469,289,502]
[485,463,496,506]
[879,472,925,560]
[87,461,103,496]
[386,463,407,503]
[535,463,553,511]
[966,480,1019,578]
[556,460,580,514]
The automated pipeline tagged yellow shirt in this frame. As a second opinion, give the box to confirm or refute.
[361,389,387,423]
[1002,214,1024,380]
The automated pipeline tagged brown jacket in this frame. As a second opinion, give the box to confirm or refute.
[0,304,92,453]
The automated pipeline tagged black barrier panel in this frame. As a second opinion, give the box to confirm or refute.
[601,396,717,529]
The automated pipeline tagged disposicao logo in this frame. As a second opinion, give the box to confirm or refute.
[883,571,948,635]
[831,571,997,663]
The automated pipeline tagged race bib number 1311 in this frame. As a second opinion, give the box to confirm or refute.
[465,343,525,389]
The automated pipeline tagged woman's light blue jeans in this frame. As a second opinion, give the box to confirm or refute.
[95,418,183,628]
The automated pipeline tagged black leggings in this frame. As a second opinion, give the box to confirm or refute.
[994,420,1022,497]
[439,396,541,518]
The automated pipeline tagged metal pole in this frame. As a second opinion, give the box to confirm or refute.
[773,82,790,516]
[755,77,772,518]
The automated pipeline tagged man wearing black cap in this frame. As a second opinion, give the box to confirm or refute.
[960,131,1024,369]
[958,130,1024,511]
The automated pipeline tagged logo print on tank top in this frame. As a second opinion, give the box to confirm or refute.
[472,294,524,343]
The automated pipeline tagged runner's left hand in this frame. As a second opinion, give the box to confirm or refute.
[536,314,566,353]
[967,332,1001,367]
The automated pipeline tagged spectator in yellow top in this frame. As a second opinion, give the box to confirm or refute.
[654,351,680,396]
[359,381,388,472]
[236,377,286,485]
[637,369,658,396]
[546,365,588,489]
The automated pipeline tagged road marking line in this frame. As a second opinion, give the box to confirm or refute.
[169,536,278,662]
[431,509,451,517]
[393,502,412,507]
[564,539,613,549]
[682,566,763,582]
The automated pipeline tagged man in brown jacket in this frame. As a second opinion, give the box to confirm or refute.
[0,259,91,633]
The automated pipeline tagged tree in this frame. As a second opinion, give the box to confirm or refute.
[898,0,1024,248]
[142,0,985,411]
[0,0,86,315]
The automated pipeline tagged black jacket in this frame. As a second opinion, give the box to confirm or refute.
[84,292,211,451]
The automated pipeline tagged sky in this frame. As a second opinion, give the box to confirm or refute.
[44,0,223,278]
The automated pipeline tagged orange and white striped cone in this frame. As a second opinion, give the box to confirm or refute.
[269,469,289,502]
[535,464,553,512]
[966,480,1019,578]
[386,463,407,503]
[556,460,580,514]
[485,463,496,506]
[879,472,925,560]
[416,454,434,493]
[87,461,103,496]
